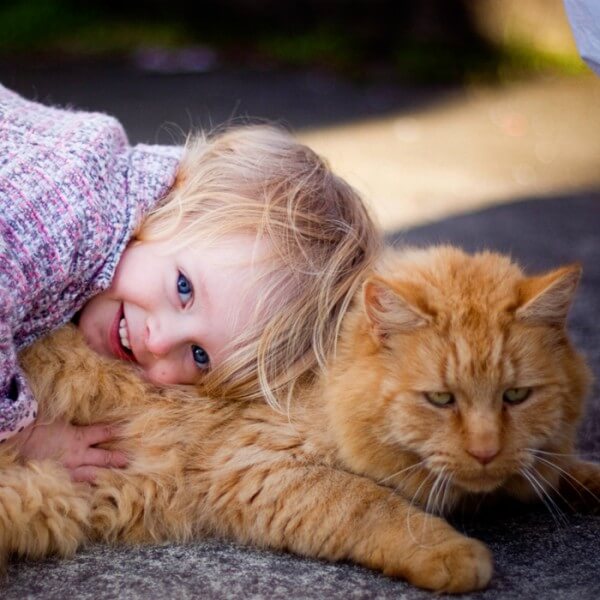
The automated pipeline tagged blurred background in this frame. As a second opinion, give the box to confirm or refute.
[1,0,599,231]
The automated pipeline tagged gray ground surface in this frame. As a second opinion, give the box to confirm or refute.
[3,192,600,600]
[0,59,449,141]
[4,511,600,600]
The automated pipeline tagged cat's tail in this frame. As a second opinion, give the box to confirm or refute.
[0,459,91,571]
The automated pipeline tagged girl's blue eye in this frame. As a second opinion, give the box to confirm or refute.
[177,272,193,304]
[192,344,210,369]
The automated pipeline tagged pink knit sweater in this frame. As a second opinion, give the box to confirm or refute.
[0,84,180,441]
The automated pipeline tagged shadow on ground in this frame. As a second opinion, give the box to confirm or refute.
[0,59,458,141]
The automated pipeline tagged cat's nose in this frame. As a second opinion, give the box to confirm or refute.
[466,446,500,465]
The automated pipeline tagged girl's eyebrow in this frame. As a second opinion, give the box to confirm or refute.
[184,259,211,313]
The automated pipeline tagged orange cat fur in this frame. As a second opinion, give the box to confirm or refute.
[1,245,598,593]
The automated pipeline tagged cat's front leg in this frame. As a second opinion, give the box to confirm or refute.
[559,459,600,513]
[208,461,492,593]
[350,488,493,592]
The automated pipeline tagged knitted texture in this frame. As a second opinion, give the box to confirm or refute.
[0,84,181,441]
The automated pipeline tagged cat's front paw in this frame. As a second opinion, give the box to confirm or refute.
[402,535,493,593]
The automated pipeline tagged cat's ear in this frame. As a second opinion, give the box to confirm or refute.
[363,276,432,337]
[516,264,581,326]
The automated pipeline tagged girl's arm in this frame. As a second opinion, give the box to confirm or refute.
[0,297,38,444]
[2,303,127,482]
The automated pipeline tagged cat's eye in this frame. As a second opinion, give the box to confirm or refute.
[424,391,455,407]
[503,387,531,405]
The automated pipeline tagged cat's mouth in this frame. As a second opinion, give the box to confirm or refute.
[449,469,507,494]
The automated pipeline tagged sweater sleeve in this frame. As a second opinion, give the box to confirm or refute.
[0,293,37,443]
[0,85,180,441]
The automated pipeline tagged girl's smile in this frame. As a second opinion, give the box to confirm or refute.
[109,303,135,363]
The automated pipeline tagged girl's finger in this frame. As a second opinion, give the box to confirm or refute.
[80,423,122,447]
[70,466,99,484]
[83,447,129,469]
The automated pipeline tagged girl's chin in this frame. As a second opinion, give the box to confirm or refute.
[84,335,110,358]
[76,320,111,359]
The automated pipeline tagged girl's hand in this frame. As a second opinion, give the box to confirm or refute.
[9,419,128,483]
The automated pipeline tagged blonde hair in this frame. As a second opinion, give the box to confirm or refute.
[137,125,381,409]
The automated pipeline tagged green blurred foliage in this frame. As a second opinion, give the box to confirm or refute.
[258,28,358,71]
[0,0,586,82]
[0,0,85,50]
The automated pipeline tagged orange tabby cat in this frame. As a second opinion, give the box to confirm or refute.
[1,245,597,593]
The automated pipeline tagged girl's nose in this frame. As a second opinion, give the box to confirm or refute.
[145,317,178,358]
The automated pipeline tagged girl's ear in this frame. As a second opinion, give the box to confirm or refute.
[516,264,582,326]
[363,276,432,338]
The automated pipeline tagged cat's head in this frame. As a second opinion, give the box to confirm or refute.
[328,246,591,507]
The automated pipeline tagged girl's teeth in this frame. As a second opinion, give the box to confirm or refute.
[119,317,131,350]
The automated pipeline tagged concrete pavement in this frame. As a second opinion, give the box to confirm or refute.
[300,74,600,231]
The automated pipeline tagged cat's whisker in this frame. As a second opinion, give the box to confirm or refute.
[425,468,445,515]
[429,469,443,516]
[519,466,557,523]
[525,464,571,547]
[405,469,435,547]
[407,468,434,512]
[421,468,453,541]
[528,448,600,460]
[438,472,453,516]
[532,454,600,504]
[379,460,426,486]
[423,471,440,539]
[519,465,568,528]
[527,462,574,512]
[432,468,449,516]
[425,470,438,515]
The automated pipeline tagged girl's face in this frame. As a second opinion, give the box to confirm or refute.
[78,233,269,385]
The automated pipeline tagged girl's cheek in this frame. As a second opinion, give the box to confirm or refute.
[145,364,183,386]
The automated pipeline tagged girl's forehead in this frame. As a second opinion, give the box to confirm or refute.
[189,232,273,266]
[146,230,272,264]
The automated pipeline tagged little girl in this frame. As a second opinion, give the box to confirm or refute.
[0,84,381,481]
